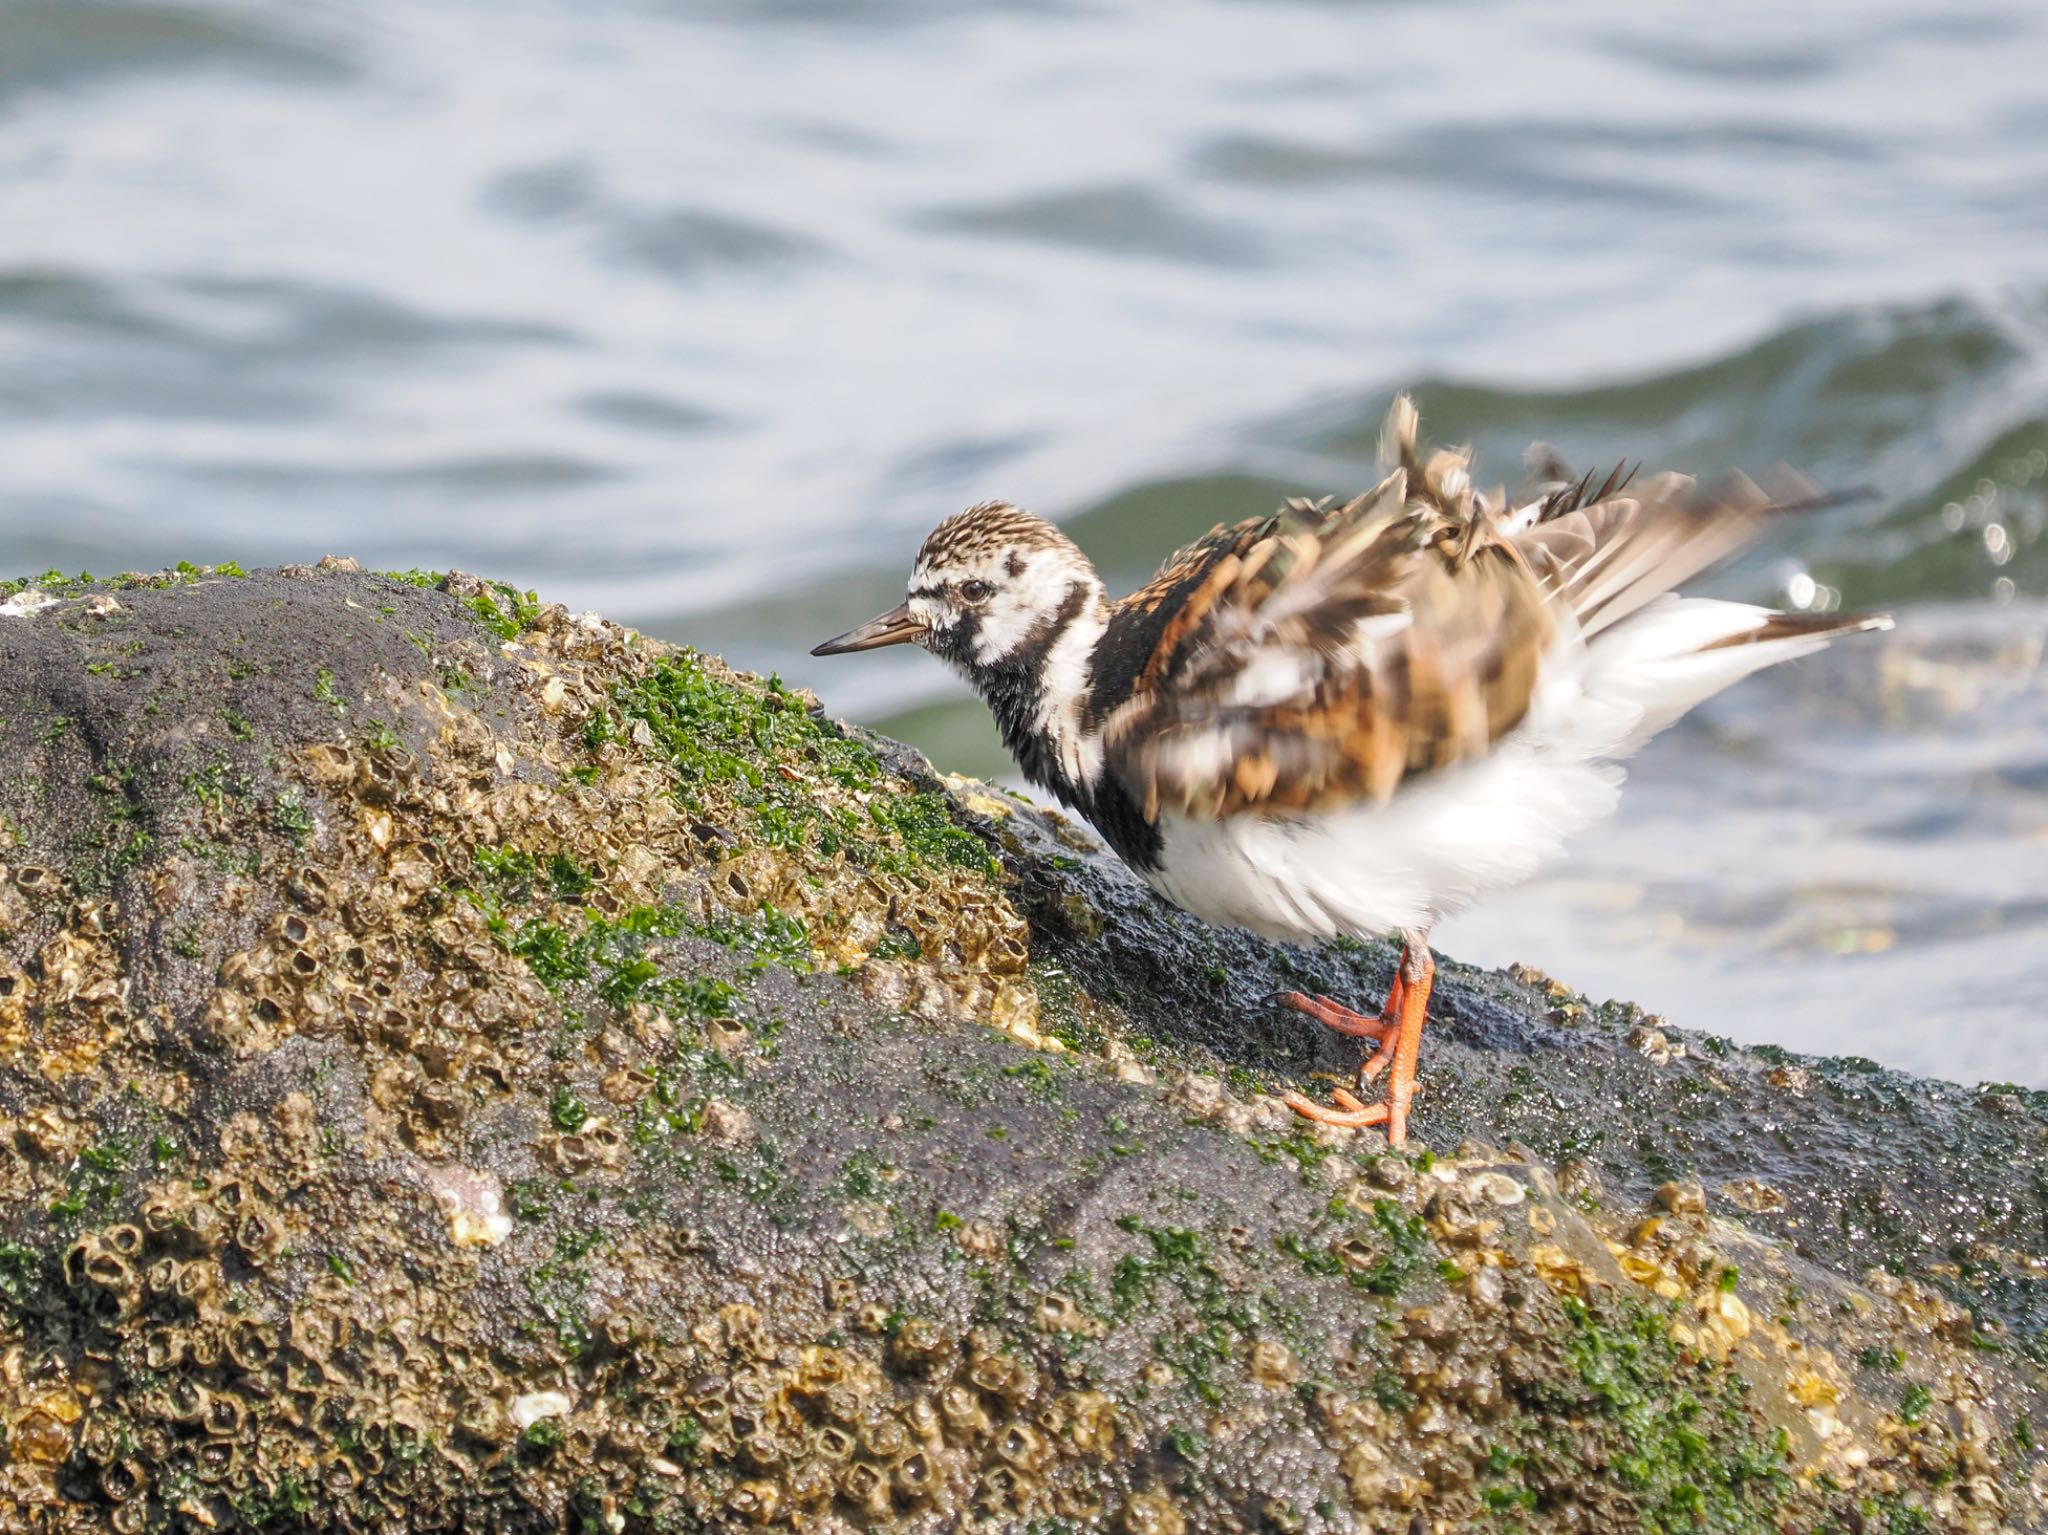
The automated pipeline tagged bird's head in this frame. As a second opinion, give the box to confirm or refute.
[812,501,1103,678]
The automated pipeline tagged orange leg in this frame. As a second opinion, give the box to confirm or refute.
[1282,937,1436,1146]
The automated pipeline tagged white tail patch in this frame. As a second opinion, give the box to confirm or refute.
[1572,596,1890,757]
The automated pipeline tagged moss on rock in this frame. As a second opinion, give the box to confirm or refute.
[0,561,2041,1532]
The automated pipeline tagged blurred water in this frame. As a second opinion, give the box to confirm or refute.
[2,0,2045,1079]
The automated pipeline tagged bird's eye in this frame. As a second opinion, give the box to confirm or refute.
[958,579,995,604]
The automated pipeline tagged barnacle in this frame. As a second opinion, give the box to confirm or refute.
[233,1204,284,1266]
[1121,1491,1187,1535]
[937,1382,987,1442]
[993,1420,1047,1471]
[861,1414,910,1462]
[967,1350,1028,1401]
[0,962,32,1035]
[728,1479,781,1525]
[975,1461,1037,1516]
[838,1459,893,1521]
[99,1456,146,1504]
[225,1316,280,1373]
[1064,1392,1119,1457]
[888,1317,950,1374]
[811,1423,856,1463]
[10,1403,77,1464]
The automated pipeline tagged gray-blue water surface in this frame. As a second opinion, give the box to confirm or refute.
[2,0,2044,1082]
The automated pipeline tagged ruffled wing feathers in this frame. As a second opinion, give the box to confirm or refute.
[1100,396,1874,822]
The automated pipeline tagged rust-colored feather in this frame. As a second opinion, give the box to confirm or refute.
[1099,394,1825,823]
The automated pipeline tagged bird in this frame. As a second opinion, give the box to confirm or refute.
[812,397,1890,1145]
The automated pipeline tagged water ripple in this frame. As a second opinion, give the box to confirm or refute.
[2,0,2047,1074]
[0,0,352,103]
[918,184,1269,267]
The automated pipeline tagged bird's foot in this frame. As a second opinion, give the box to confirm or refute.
[1282,938,1435,1147]
[1281,1086,1390,1129]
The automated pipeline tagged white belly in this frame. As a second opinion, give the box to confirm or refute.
[1144,738,1623,943]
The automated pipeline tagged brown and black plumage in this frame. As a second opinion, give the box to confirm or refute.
[815,398,1890,1144]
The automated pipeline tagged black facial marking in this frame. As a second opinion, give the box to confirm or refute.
[934,579,1163,869]
[924,608,981,667]
[1006,580,1089,684]
[942,581,1086,780]
[1005,551,1026,578]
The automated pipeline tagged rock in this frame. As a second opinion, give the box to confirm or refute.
[0,563,2044,1532]
[1654,1178,1708,1216]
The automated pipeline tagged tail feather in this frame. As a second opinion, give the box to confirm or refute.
[1569,597,1893,758]
[1509,467,1881,647]
[1513,472,1770,640]
[1698,608,1894,651]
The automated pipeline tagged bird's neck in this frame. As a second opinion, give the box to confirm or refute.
[966,581,1112,809]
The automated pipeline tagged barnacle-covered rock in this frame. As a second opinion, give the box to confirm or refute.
[0,563,2044,1532]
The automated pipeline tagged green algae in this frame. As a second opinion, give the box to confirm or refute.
[1901,1379,1934,1425]
[1274,1198,1430,1298]
[0,1242,41,1313]
[4,560,246,606]
[550,1087,591,1133]
[1464,1287,1802,1532]
[463,578,543,640]
[607,650,997,878]
[456,839,782,1007]
[1,568,94,596]
[1559,1294,1788,1533]
[496,902,783,1011]
[1353,1198,1429,1297]
[867,787,996,874]
[310,665,347,715]
[694,903,809,969]
[378,567,447,588]
[609,653,852,791]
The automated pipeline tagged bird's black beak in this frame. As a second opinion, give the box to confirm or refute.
[811,602,926,656]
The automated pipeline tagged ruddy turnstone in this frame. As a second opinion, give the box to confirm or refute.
[814,398,1890,1145]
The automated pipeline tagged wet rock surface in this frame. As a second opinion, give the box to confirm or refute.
[0,561,2043,1533]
